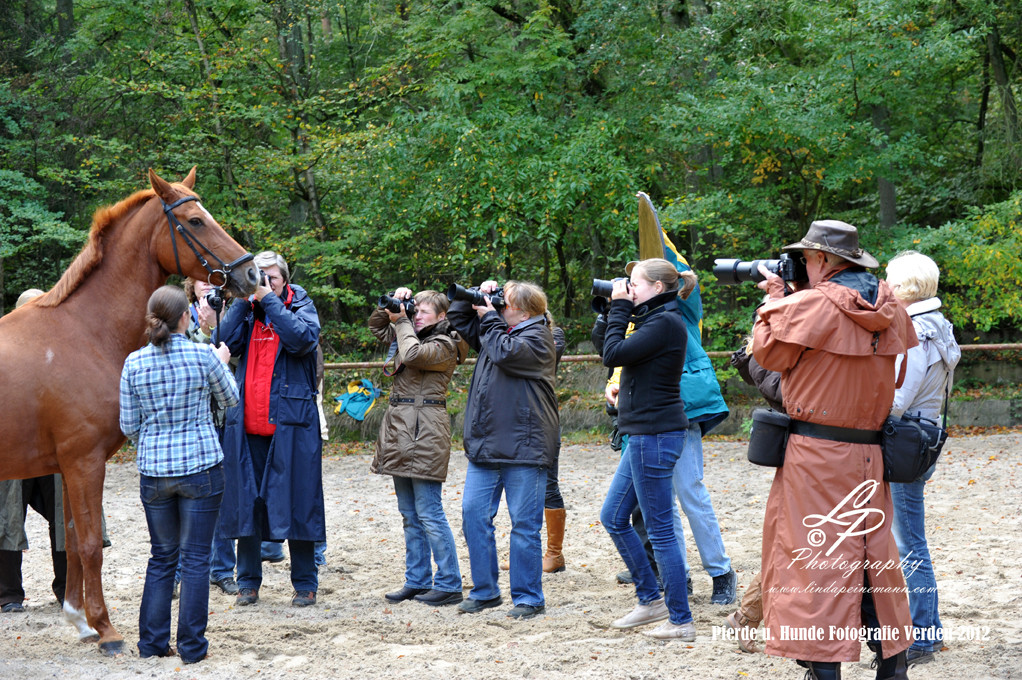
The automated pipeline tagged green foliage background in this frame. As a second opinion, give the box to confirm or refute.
[1,0,1020,355]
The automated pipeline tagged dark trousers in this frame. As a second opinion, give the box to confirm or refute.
[0,475,67,607]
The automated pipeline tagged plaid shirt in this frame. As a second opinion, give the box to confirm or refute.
[120,334,239,477]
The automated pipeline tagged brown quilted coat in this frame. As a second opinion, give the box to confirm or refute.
[368,309,468,481]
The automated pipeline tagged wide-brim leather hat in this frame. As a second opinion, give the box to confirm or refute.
[781,219,878,268]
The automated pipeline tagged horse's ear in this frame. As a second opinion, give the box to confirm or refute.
[181,166,197,189]
[148,169,175,202]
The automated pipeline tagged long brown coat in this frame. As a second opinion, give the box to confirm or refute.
[752,266,917,662]
[369,310,468,481]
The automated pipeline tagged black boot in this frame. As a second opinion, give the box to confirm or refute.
[796,660,842,680]
[872,650,909,680]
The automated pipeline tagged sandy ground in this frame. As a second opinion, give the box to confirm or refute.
[1,433,1020,680]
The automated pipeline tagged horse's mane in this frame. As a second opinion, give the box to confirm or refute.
[37,189,157,307]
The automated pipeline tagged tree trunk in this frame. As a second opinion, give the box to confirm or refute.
[872,104,896,228]
[56,0,74,41]
[183,0,243,212]
[976,48,990,169]
[987,27,1019,169]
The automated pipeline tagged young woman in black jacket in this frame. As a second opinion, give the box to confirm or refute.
[447,280,559,621]
[599,258,696,640]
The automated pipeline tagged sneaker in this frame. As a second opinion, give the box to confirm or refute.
[643,620,696,641]
[906,648,935,666]
[413,589,464,607]
[616,570,634,584]
[1,602,25,613]
[236,587,259,606]
[291,590,316,607]
[710,568,737,605]
[457,596,503,614]
[507,604,545,620]
[611,598,669,629]
[726,610,762,653]
[210,576,239,595]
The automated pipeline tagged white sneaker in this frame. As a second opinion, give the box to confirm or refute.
[611,598,669,629]
[643,620,696,641]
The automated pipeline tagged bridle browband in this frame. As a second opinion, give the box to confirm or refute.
[161,195,254,288]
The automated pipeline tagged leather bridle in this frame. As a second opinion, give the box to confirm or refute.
[161,196,254,288]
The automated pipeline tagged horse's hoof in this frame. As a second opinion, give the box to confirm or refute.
[99,640,124,656]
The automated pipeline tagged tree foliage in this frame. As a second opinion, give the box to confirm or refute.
[1,0,1019,348]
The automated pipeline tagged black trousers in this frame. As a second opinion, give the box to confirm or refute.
[0,475,67,607]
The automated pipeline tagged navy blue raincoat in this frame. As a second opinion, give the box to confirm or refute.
[215,284,326,542]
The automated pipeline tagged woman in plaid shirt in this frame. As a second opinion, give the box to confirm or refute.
[119,285,237,664]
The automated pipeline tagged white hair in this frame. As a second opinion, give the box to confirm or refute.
[253,250,290,283]
[886,250,939,302]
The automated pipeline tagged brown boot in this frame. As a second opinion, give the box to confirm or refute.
[542,508,566,573]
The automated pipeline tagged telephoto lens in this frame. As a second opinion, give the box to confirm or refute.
[378,293,416,316]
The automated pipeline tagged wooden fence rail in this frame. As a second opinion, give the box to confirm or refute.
[324,343,1022,371]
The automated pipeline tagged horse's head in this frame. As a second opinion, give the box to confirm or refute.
[148,168,259,297]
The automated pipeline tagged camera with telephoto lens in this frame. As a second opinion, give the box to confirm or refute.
[590,277,630,314]
[378,293,416,316]
[447,283,505,312]
[712,253,808,285]
[205,286,225,313]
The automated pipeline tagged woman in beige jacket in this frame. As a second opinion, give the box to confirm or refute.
[369,288,468,607]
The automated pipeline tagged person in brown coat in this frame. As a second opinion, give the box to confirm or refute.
[752,220,917,680]
[369,288,468,607]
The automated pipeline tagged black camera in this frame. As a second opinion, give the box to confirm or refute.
[712,253,808,285]
[590,278,629,314]
[591,277,630,298]
[378,293,416,316]
[205,287,225,313]
[447,283,505,311]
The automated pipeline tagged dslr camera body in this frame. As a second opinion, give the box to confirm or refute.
[447,283,505,312]
[378,293,416,317]
[590,277,630,314]
[712,253,808,286]
[204,286,225,313]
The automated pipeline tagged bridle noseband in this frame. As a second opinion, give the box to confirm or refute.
[161,196,254,288]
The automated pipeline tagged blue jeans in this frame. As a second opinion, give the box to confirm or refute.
[671,423,731,577]
[237,537,317,592]
[462,461,545,607]
[314,540,327,567]
[138,464,223,663]
[209,530,236,582]
[891,463,942,652]
[601,433,692,625]
[394,476,462,592]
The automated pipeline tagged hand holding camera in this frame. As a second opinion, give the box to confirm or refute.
[252,270,273,302]
[378,288,416,322]
[447,281,505,317]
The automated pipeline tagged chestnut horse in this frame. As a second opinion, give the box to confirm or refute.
[0,168,258,655]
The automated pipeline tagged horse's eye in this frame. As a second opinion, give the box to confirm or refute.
[189,217,203,227]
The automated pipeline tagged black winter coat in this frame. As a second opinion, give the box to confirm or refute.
[602,291,688,435]
[447,301,559,467]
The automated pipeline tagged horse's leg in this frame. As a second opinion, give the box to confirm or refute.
[60,481,98,643]
[62,460,123,656]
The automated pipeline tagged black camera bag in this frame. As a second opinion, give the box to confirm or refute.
[881,379,950,484]
[880,413,947,483]
[747,408,791,468]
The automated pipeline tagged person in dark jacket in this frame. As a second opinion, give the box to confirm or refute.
[599,258,695,640]
[369,287,469,607]
[215,251,325,608]
[447,280,559,620]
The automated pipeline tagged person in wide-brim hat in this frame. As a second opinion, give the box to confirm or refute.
[781,219,878,269]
